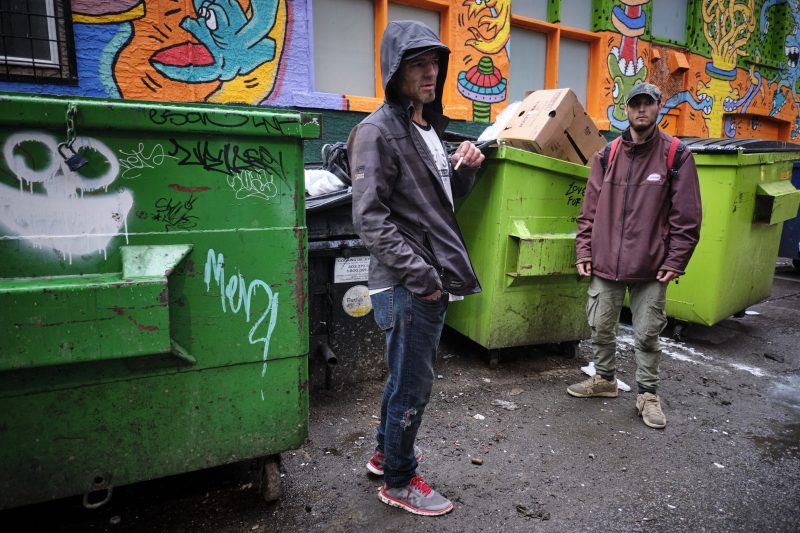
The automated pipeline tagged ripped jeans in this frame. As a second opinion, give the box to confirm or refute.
[370,285,448,488]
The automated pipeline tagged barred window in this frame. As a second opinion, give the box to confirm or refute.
[0,0,77,83]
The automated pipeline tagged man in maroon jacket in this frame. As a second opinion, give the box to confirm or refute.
[568,83,702,429]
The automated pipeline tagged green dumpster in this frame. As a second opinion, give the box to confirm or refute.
[0,93,320,509]
[445,146,590,361]
[656,138,800,326]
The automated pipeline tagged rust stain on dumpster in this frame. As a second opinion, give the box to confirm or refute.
[169,184,210,193]
[111,306,160,332]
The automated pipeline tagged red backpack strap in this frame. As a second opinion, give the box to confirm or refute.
[666,137,686,178]
[608,136,622,168]
[601,136,622,174]
[667,137,680,170]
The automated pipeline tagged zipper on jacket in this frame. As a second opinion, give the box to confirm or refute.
[615,146,636,281]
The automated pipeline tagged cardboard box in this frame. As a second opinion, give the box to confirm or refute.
[498,88,606,165]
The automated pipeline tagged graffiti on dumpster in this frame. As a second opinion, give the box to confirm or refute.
[147,108,298,136]
[204,248,279,399]
[118,143,178,180]
[564,182,586,207]
[168,138,285,202]
[226,169,279,202]
[152,195,199,232]
[0,132,132,263]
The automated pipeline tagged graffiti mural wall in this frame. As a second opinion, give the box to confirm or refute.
[1,1,799,140]
[455,0,510,123]
[3,0,300,106]
[598,0,800,139]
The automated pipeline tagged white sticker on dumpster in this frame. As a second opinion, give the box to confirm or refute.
[334,256,370,283]
[342,285,372,317]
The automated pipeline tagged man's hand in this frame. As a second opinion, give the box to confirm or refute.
[577,261,592,277]
[657,270,679,282]
[419,289,442,301]
[450,141,485,169]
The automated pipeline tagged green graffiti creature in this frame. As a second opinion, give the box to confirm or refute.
[608,52,648,129]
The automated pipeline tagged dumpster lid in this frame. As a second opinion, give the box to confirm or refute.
[680,137,800,153]
[306,189,353,212]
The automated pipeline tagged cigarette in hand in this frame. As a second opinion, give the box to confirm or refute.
[454,154,464,170]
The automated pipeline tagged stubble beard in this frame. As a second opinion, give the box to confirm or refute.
[631,119,656,134]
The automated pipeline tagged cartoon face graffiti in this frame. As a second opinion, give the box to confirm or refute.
[151,0,279,83]
[114,0,286,104]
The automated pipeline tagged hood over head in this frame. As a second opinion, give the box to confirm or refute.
[380,20,450,114]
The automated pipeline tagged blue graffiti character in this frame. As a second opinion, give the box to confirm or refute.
[759,0,800,119]
[153,0,279,83]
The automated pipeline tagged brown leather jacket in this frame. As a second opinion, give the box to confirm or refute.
[576,128,702,282]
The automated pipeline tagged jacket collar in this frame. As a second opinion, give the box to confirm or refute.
[621,127,661,152]
[386,98,449,137]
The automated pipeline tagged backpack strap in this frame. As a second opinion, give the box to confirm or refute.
[667,137,686,178]
[601,136,623,174]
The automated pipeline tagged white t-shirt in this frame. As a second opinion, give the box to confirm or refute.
[369,121,463,302]
[413,121,454,207]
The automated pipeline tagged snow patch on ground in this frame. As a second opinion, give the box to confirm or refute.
[615,324,773,378]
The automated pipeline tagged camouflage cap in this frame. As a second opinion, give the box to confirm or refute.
[626,82,662,104]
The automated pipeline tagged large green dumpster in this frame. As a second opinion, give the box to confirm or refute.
[0,93,320,509]
[445,146,590,360]
[656,138,800,326]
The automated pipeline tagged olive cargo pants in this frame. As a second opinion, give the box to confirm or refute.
[586,276,668,391]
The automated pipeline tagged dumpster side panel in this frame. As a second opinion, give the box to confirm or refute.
[664,153,797,324]
[0,95,313,508]
[0,358,307,509]
[447,147,590,349]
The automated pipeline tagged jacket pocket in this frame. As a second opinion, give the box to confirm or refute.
[370,289,394,331]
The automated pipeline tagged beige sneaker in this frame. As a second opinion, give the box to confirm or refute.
[567,374,618,398]
[636,392,666,428]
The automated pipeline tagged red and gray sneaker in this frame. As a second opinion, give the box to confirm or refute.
[366,446,423,476]
[378,475,453,516]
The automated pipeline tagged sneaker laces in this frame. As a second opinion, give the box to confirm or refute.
[643,394,661,411]
[409,475,432,496]
[369,450,384,467]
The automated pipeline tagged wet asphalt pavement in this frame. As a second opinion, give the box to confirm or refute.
[3,263,799,532]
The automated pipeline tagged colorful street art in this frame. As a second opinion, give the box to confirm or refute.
[455,0,510,122]
[697,0,757,137]
[607,0,649,130]
[73,0,287,104]
[1,1,799,140]
[760,0,800,136]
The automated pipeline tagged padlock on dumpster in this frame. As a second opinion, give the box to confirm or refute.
[0,93,320,509]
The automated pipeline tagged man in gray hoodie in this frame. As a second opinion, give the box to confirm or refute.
[348,20,484,516]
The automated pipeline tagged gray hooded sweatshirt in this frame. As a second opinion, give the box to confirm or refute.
[348,20,481,296]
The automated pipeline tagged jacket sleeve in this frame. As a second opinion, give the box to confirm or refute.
[661,150,702,274]
[348,123,441,295]
[450,164,479,199]
[575,150,605,262]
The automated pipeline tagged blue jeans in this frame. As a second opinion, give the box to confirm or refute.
[370,285,448,488]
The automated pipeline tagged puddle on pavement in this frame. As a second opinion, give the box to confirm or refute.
[752,375,800,462]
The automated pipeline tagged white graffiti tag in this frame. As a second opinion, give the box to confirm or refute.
[226,169,279,202]
[204,248,279,399]
[118,142,177,179]
[0,132,133,262]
